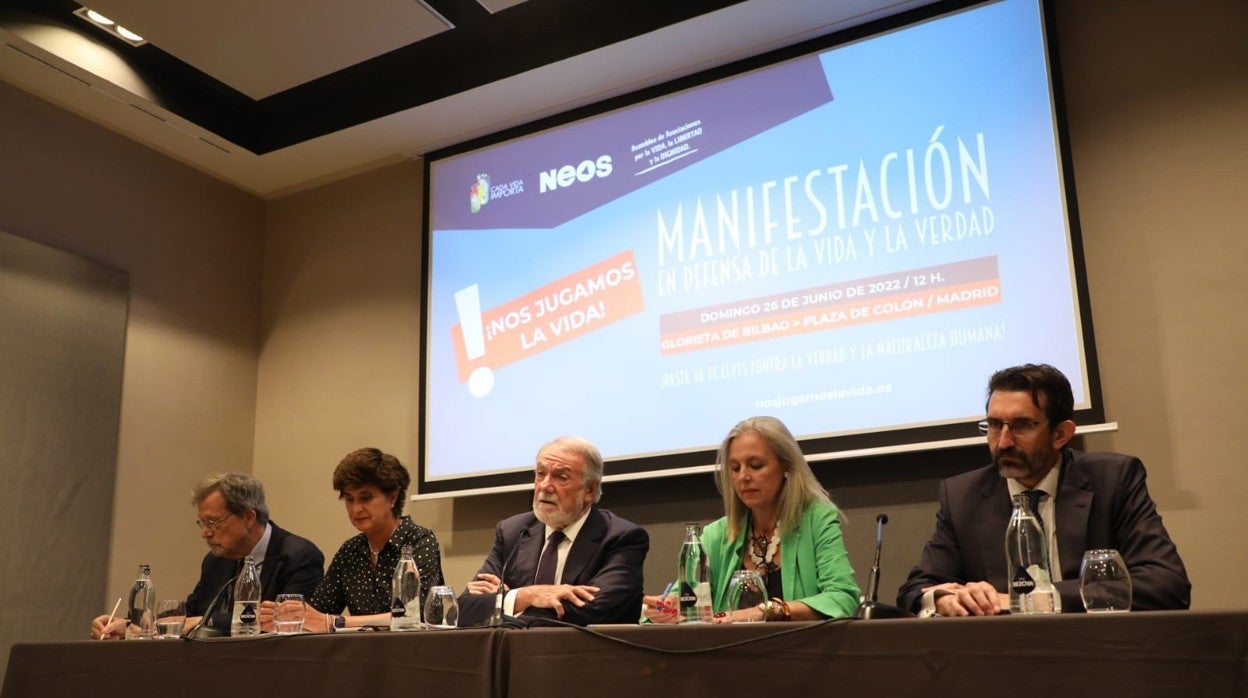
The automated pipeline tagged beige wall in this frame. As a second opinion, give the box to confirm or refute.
[0,83,265,604]
[252,0,1248,608]
[253,163,434,558]
[1055,0,1248,607]
[1,0,1243,615]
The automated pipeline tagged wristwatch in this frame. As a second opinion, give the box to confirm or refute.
[329,614,346,632]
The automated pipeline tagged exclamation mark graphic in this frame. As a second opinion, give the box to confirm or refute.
[454,284,494,397]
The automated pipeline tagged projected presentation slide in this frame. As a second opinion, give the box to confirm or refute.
[424,0,1092,484]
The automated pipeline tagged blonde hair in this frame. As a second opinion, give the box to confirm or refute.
[714,416,833,541]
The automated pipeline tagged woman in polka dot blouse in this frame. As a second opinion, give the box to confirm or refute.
[293,447,444,632]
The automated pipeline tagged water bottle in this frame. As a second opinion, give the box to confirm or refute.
[677,522,713,623]
[391,544,423,631]
[1005,493,1060,614]
[232,555,262,635]
[127,564,156,639]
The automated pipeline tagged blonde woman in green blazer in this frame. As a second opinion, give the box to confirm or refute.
[645,416,859,622]
[643,417,858,624]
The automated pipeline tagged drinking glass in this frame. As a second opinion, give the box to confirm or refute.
[155,599,186,639]
[724,570,767,622]
[274,593,306,634]
[423,585,459,629]
[1080,549,1132,612]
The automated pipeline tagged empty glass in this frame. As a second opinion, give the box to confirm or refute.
[423,585,459,629]
[155,599,186,639]
[1080,549,1132,612]
[274,593,306,634]
[724,570,767,622]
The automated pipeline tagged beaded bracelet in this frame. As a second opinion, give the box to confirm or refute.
[757,598,792,622]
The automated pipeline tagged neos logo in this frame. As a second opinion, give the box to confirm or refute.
[538,155,613,193]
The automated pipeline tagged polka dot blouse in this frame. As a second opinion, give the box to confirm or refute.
[308,516,444,615]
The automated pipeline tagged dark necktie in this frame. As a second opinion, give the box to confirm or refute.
[1023,489,1046,530]
[534,530,566,585]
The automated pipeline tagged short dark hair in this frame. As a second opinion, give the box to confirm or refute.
[986,363,1075,425]
[332,448,410,517]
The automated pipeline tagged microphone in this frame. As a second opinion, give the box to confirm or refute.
[855,513,914,620]
[488,529,530,627]
[184,555,287,638]
[184,574,235,639]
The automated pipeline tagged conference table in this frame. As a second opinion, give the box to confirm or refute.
[5,611,1245,698]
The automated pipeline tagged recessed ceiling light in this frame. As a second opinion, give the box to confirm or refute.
[72,6,148,47]
[116,26,143,42]
[84,9,114,26]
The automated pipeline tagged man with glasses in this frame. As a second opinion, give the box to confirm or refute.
[91,472,324,638]
[897,363,1189,616]
[458,436,649,626]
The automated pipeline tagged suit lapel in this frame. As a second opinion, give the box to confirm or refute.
[716,524,748,604]
[976,475,1012,587]
[779,514,803,601]
[1055,453,1092,579]
[561,508,605,584]
[259,524,282,592]
[508,518,547,587]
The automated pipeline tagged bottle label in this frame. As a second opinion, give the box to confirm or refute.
[678,581,696,609]
[391,599,406,617]
[1010,566,1036,594]
[694,582,713,622]
[239,602,257,624]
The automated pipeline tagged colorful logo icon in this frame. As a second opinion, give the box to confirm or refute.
[470,174,490,213]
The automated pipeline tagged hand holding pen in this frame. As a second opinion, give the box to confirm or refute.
[641,582,680,624]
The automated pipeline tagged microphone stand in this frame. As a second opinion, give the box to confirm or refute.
[183,556,283,638]
[488,529,530,627]
[855,514,914,619]
[184,574,236,638]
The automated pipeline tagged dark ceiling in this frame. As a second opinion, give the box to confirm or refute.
[3,0,748,154]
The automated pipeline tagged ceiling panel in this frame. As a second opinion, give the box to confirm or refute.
[476,0,528,12]
[81,0,455,99]
[0,0,937,198]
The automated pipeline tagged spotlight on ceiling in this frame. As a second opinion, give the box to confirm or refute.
[73,6,147,47]
[84,9,113,26]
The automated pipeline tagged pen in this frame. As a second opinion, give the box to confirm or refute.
[101,597,122,640]
[657,582,675,612]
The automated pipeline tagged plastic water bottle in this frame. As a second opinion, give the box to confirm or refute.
[127,564,156,639]
[391,544,423,631]
[232,555,262,635]
[677,522,713,623]
[1005,493,1060,614]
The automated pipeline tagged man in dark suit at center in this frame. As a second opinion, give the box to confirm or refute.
[897,363,1190,616]
[459,436,649,626]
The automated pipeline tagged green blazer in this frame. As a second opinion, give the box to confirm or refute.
[703,499,859,618]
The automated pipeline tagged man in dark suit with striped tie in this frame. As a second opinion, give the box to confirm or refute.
[459,436,649,626]
[897,364,1189,616]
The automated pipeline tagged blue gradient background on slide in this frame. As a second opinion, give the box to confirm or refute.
[424,0,1088,480]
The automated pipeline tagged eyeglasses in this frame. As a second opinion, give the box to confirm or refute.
[195,513,235,531]
[978,418,1047,437]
